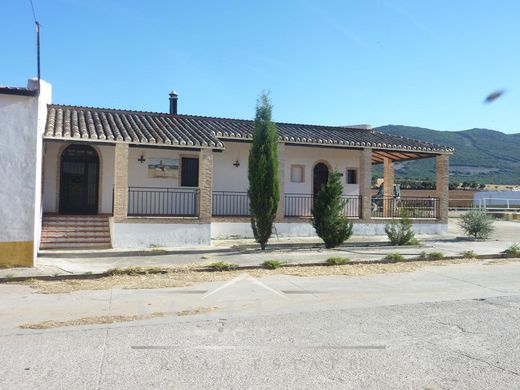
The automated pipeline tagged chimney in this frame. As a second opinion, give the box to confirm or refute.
[169,90,178,114]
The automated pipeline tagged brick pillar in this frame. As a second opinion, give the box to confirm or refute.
[113,143,129,221]
[359,148,373,220]
[198,148,213,223]
[383,157,394,217]
[436,154,449,223]
[275,143,286,221]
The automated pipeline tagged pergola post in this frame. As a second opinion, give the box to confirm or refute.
[436,154,449,222]
[383,157,394,217]
[199,148,213,223]
[359,148,373,220]
[113,143,129,221]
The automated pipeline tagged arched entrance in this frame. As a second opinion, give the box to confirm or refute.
[313,162,329,196]
[59,144,99,214]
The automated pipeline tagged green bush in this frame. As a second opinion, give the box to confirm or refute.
[460,250,477,259]
[385,253,405,262]
[458,210,495,239]
[418,251,428,260]
[503,243,520,257]
[427,252,444,260]
[208,262,239,272]
[311,171,353,248]
[385,214,417,246]
[326,257,350,265]
[262,260,282,269]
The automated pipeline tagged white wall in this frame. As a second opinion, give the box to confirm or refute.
[213,142,361,195]
[112,221,211,248]
[211,222,447,239]
[0,79,51,265]
[213,142,250,192]
[42,142,115,214]
[284,145,360,196]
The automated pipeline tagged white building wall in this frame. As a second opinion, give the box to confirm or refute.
[211,222,447,239]
[213,141,361,195]
[0,79,51,266]
[42,142,115,214]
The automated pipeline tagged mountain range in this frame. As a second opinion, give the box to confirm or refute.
[374,125,520,185]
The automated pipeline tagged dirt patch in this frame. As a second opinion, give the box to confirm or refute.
[13,258,495,294]
[176,306,219,316]
[19,312,169,329]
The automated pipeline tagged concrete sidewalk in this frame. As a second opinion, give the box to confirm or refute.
[1,220,518,279]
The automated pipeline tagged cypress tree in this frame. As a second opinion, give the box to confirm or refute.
[248,92,280,250]
[311,171,353,248]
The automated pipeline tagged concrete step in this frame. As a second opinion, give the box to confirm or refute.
[40,214,112,250]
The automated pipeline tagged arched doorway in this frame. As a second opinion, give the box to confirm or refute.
[313,162,329,196]
[59,144,99,214]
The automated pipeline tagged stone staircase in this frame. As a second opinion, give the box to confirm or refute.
[40,215,112,250]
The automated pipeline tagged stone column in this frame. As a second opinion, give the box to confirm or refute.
[198,148,213,223]
[275,143,286,222]
[383,157,395,217]
[436,154,449,223]
[113,143,129,222]
[359,148,373,220]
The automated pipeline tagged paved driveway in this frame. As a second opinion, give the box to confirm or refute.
[1,259,520,389]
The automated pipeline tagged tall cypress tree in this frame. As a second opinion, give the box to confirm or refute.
[248,92,279,250]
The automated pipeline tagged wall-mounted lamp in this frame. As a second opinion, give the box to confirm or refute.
[138,154,146,163]
[233,160,240,168]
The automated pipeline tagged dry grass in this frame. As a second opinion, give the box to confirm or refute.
[19,312,168,329]
[12,257,493,295]
[176,306,219,316]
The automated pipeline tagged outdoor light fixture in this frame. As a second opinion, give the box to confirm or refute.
[233,160,240,168]
[138,154,146,163]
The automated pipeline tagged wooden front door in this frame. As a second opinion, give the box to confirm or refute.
[59,144,99,214]
[313,162,329,196]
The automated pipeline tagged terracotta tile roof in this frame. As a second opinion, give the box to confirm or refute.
[44,104,453,153]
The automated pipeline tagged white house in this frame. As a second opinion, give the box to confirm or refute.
[0,79,453,267]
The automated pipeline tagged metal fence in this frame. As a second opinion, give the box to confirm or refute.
[128,187,198,216]
[212,191,250,216]
[372,196,439,219]
[284,193,361,218]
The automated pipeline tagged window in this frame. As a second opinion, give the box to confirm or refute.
[181,157,199,187]
[346,168,357,184]
[290,165,305,183]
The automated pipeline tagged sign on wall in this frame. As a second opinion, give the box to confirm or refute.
[148,158,179,178]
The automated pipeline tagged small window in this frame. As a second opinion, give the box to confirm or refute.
[346,169,357,184]
[290,165,304,183]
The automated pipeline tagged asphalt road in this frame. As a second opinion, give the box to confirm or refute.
[1,261,520,389]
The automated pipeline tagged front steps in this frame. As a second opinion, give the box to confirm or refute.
[40,215,112,250]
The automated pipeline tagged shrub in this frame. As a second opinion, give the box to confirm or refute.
[427,252,444,260]
[107,267,145,276]
[311,171,353,248]
[262,260,282,269]
[503,243,520,258]
[385,253,405,262]
[385,214,417,246]
[326,257,350,265]
[418,251,428,260]
[458,210,495,239]
[248,92,280,250]
[208,262,239,271]
[460,250,477,259]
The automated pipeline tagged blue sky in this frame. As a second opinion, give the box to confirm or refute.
[1,0,519,133]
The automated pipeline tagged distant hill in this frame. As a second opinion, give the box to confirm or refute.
[374,125,520,185]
